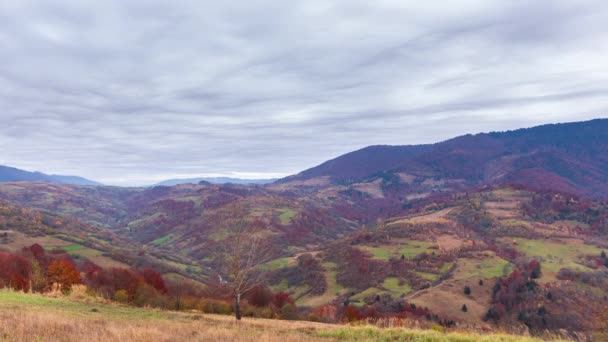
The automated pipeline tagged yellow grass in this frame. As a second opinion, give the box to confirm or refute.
[0,290,566,342]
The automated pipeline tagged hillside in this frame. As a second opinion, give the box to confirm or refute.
[0,291,558,342]
[0,165,101,186]
[1,119,608,338]
[154,177,277,186]
[281,119,608,198]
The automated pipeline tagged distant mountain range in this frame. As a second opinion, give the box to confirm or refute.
[3,118,607,195]
[281,118,608,198]
[153,177,277,186]
[0,165,102,186]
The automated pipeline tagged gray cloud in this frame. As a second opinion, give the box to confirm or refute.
[0,0,607,185]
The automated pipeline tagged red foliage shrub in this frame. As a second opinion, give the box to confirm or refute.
[246,285,273,307]
[272,291,294,309]
[314,305,338,323]
[80,260,102,278]
[342,304,362,322]
[0,251,31,292]
[140,268,168,294]
[85,267,144,300]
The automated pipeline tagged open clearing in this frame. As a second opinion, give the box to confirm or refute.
[452,254,511,281]
[407,279,493,324]
[498,237,602,281]
[0,291,554,342]
[360,240,435,260]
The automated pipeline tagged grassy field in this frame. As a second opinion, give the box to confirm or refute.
[382,277,412,294]
[278,208,297,225]
[453,255,511,281]
[263,256,297,271]
[151,234,173,246]
[360,240,435,260]
[0,290,564,341]
[61,243,84,252]
[499,237,602,280]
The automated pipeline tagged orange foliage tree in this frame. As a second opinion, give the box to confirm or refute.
[47,259,81,293]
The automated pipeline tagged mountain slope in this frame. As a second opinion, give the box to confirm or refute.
[0,165,101,186]
[281,119,608,198]
[154,177,276,186]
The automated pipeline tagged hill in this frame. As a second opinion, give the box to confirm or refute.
[1,119,608,338]
[0,291,556,342]
[154,177,277,186]
[0,165,101,186]
[280,119,608,198]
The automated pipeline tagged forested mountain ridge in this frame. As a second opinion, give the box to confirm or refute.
[0,165,101,186]
[281,119,608,198]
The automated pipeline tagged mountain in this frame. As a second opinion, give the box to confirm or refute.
[154,177,277,186]
[0,165,102,186]
[280,118,608,198]
[3,119,608,337]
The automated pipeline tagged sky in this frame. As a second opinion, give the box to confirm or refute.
[0,1,607,186]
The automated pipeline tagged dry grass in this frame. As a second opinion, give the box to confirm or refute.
[0,309,334,342]
[0,290,566,342]
[351,179,384,198]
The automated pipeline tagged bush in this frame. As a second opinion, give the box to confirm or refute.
[0,252,32,292]
[315,305,338,323]
[342,305,361,322]
[280,303,299,320]
[461,304,468,312]
[464,286,471,295]
[113,289,129,303]
[246,285,273,307]
[133,284,165,307]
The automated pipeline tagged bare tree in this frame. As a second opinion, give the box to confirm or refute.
[214,207,272,320]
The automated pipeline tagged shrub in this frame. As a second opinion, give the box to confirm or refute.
[246,285,273,307]
[272,291,294,309]
[133,284,165,307]
[0,252,32,292]
[528,260,542,279]
[114,289,129,303]
[139,269,167,294]
[280,304,299,320]
[315,305,338,323]
[462,304,468,312]
[464,286,471,295]
[342,305,361,322]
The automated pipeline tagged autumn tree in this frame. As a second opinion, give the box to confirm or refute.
[47,259,81,293]
[214,207,273,320]
[0,252,31,292]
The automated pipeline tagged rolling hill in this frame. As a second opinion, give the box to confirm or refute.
[0,165,102,186]
[1,119,608,338]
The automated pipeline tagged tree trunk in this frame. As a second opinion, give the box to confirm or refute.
[235,293,242,320]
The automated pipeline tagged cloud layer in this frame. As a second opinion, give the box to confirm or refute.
[1,0,607,185]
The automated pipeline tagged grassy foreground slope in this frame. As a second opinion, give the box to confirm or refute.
[0,291,558,342]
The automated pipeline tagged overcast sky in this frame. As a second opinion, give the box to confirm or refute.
[1,1,607,185]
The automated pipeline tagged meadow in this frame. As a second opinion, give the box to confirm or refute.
[0,290,563,342]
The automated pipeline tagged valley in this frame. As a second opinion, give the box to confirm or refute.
[1,120,608,340]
